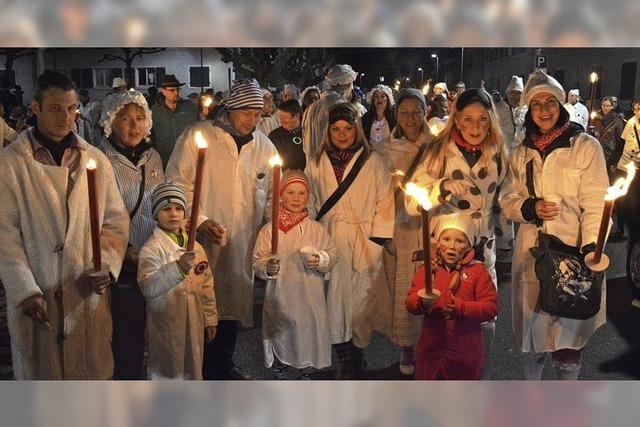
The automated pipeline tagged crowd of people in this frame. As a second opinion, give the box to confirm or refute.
[0,59,632,381]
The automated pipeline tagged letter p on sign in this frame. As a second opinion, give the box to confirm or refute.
[536,55,548,69]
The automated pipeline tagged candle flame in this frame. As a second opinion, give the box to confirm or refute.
[269,154,283,168]
[392,170,405,177]
[86,159,97,170]
[194,130,208,149]
[429,124,443,136]
[202,96,213,108]
[422,83,431,95]
[590,111,597,120]
[405,182,432,210]
[605,162,636,201]
[590,72,598,83]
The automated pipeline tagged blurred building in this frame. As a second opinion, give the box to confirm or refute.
[0,48,235,103]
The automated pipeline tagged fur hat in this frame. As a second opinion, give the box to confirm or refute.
[521,70,566,108]
[365,84,395,106]
[99,89,152,141]
[506,75,524,93]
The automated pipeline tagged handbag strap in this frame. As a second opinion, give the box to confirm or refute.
[315,151,367,221]
[129,164,146,220]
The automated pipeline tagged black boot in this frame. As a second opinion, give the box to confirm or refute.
[334,342,355,380]
[351,345,367,379]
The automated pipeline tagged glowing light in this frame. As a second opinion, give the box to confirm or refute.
[86,159,97,170]
[605,162,635,201]
[405,182,432,211]
[269,154,283,168]
[590,72,599,83]
[195,131,208,149]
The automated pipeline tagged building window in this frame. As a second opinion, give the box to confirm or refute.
[137,67,165,87]
[94,68,123,88]
[70,68,94,89]
[620,62,637,101]
[189,66,210,88]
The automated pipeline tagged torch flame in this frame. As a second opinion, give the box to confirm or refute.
[392,170,405,177]
[605,162,636,201]
[405,182,432,211]
[202,96,213,108]
[590,111,597,120]
[422,83,431,95]
[590,72,599,83]
[194,131,208,149]
[429,124,442,136]
[269,154,283,168]
[86,159,97,170]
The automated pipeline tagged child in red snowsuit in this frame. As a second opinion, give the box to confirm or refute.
[406,214,498,380]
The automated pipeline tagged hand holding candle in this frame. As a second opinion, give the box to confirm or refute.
[405,183,440,302]
[585,162,635,271]
[187,131,208,251]
[269,154,283,255]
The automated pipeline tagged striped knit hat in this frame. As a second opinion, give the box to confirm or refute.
[280,169,310,195]
[226,78,264,110]
[152,182,187,218]
[283,84,300,99]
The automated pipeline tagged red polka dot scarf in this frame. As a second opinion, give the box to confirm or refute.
[530,122,570,152]
[279,207,309,233]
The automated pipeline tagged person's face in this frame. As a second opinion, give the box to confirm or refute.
[530,92,561,134]
[454,102,491,146]
[161,86,181,104]
[433,87,444,95]
[438,228,471,267]
[281,182,308,213]
[112,103,146,148]
[10,106,23,118]
[156,203,185,234]
[337,83,354,99]
[263,94,275,115]
[456,84,466,94]
[329,119,356,149]
[79,94,90,104]
[568,92,578,105]
[506,90,521,108]
[115,85,126,94]
[32,88,79,142]
[306,90,320,104]
[601,100,613,115]
[373,91,389,110]
[282,92,294,102]
[397,98,424,136]
[228,108,262,136]
[611,97,618,109]
[278,110,300,131]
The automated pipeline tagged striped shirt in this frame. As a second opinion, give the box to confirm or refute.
[99,137,165,250]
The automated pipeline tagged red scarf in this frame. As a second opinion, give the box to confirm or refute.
[279,206,309,233]
[530,122,570,152]
[451,127,488,152]
[327,145,359,182]
[436,248,476,294]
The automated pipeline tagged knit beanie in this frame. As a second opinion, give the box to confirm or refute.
[396,88,427,112]
[280,169,310,195]
[328,102,358,124]
[152,182,187,218]
[521,70,566,108]
[227,78,264,110]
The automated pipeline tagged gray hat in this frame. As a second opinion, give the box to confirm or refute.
[521,70,566,107]
[324,64,358,87]
[152,182,187,218]
[396,88,427,112]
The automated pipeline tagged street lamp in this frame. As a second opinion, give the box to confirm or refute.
[418,67,423,84]
[431,53,439,82]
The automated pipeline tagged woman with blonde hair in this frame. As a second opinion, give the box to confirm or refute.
[306,102,394,379]
[406,88,510,379]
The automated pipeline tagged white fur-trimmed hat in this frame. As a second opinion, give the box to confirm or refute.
[521,70,566,108]
[99,89,152,141]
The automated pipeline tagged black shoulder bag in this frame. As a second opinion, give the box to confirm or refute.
[525,153,602,319]
[315,152,367,221]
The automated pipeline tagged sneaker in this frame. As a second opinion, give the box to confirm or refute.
[399,363,415,376]
[399,346,415,376]
[298,368,314,380]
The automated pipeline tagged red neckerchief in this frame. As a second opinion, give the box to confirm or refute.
[436,248,476,294]
[530,122,570,152]
[327,147,358,182]
[451,127,487,152]
[279,206,309,233]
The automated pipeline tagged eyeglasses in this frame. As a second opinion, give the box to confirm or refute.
[530,99,559,112]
